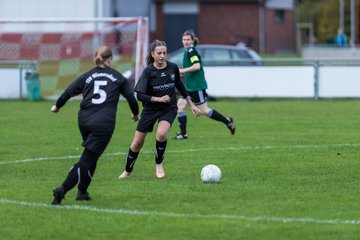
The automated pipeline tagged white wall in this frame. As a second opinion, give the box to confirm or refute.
[0,0,98,18]
[203,65,360,98]
[0,68,28,99]
[302,46,360,58]
[319,66,360,98]
[205,66,314,98]
[2,64,360,99]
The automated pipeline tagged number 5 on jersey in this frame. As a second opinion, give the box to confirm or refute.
[92,80,107,104]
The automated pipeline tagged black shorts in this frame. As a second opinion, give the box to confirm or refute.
[79,125,112,156]
[137,108,177,133]
[181,89,208,105]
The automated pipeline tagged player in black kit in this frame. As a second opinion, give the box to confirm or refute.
[50,45,139,205]
[118,40,200,179]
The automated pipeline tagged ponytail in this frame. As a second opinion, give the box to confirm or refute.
[95,45,112,66]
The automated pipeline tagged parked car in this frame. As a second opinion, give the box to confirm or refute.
[123,44,262,84]
[168,44,262,67]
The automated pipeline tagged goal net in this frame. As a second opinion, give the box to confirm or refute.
[0,17,149,98]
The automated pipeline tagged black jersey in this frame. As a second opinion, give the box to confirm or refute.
[55,66,138,133]
[134,61,188,111]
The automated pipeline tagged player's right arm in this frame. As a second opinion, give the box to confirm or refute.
[50,75,85,113]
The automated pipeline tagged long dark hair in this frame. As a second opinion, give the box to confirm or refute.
[183,29,199,46]
[146,39,167,65]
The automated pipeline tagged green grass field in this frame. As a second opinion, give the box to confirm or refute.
[1,99,360,239]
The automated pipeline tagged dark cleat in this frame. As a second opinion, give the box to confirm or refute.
[51,186,65,205]
[76,191,92,201]
[227,118,235,135]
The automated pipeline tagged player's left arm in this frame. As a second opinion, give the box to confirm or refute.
[120,78,139,121]
[137,92,170,104]
[179,49,201,74]
[180,62,200,75]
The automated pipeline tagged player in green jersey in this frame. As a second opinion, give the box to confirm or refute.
[174,30,235,140]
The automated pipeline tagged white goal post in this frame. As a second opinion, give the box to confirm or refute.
[0,17,149,99]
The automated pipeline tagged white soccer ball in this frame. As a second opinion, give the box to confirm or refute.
[201,164,222,183]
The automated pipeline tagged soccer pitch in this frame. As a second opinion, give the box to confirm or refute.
[1,99,360,239]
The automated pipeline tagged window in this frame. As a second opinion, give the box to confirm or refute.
[232,50,253,65]
[274,10,285,24]
[232,50,251,60]
[203,49,230,60]
[203,48,231,65]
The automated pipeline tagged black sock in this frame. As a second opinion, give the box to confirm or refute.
[177,113,187,135]
[155,140,167,164]
[77,166,90,194]
[208,109,229,125]
[78,150,99,194]
[61,166,78,193]
[125,149,139,173]
[59,149,98,194]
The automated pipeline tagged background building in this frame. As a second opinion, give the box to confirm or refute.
[3,0,359,54]
[150,0,297,54]
[1,0,298,54]
[107,0,298,54]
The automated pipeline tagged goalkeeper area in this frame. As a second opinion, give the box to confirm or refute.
[0,17,148,98]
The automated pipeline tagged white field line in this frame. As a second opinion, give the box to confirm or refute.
[1,143,360,166]
[0,199,359,225]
